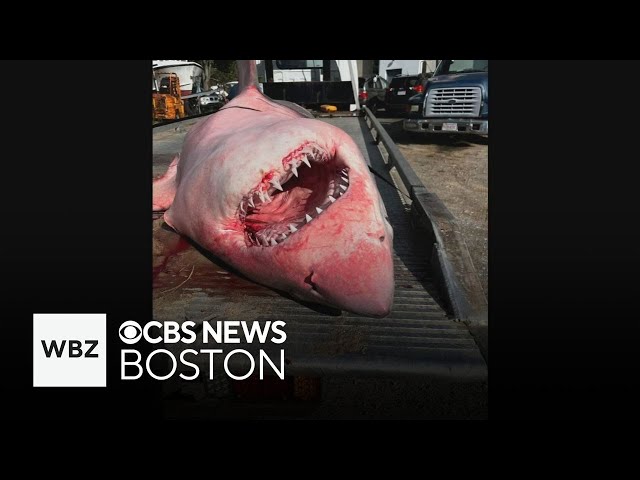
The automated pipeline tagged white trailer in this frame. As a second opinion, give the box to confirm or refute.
[378,60,439,81]
[257,60,361,111]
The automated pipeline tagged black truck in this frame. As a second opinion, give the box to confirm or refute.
[403,60,488,135]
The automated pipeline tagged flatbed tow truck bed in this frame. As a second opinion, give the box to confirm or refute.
[152,111,487,388]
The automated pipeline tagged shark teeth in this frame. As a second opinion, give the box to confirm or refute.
[242,159,351,247]
[270,178,283,191]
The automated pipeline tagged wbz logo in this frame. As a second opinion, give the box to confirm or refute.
[41,339,99,358]
[33,314,106,387]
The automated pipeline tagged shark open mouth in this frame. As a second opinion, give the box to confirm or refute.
[239,144,350,247]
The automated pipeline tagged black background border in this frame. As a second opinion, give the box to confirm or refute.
[2,59,639,423]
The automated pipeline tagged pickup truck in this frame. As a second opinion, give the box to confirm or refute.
[403,60,488,135]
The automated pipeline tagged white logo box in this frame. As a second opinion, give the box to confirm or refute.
[33,313,107,387]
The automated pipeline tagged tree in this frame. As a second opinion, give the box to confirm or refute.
[192,60,237,89]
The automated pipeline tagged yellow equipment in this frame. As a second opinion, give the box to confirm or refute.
[320,104,337,112]
[153,73,186,121]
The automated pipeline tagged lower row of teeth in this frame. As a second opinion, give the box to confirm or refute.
[246,167,350,247]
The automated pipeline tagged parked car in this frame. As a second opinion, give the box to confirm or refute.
[199,89,226,113]
[358,75,389,114]
[384,73,432,117]
[403,60,488,135]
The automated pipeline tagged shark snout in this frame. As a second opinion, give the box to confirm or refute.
[305,233,395,317]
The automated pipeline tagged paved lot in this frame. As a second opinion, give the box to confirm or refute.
[378,116,488,298]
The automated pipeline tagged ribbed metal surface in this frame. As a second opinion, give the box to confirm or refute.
[425,87,481,116]
[153,115,487,380]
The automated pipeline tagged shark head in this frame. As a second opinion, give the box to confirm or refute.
[156,62,394,317]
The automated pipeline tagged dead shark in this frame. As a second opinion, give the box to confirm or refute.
[153,60,394,317]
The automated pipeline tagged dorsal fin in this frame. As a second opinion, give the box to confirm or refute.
[237,60,258,91]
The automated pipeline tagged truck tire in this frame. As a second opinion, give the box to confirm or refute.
[184,101,194,116]
[369,100,379,116]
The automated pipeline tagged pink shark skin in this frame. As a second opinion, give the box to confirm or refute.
[153,67,394,317]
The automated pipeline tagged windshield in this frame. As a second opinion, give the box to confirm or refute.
[436,60,488,75]
[275,60,323,69]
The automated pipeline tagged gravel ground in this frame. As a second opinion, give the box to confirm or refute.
[379,117,488,298]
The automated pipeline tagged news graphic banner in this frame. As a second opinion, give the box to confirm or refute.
[33,314,287,387]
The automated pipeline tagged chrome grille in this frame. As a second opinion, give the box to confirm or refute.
[425,87,482,117]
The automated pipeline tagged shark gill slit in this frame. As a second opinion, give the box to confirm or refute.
[304,271,318,291]
[238,143,351,247]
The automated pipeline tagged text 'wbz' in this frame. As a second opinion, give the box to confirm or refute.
[120,320,287,381]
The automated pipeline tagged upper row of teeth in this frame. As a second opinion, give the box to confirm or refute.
[248,167,350,247]
[239,148,330,216]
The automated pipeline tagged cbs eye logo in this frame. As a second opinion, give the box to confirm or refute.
[119,321,142,344]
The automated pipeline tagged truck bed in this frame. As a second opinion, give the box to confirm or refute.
[153,115,487,381]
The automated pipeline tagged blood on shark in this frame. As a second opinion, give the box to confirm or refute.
[153,60,394,317]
